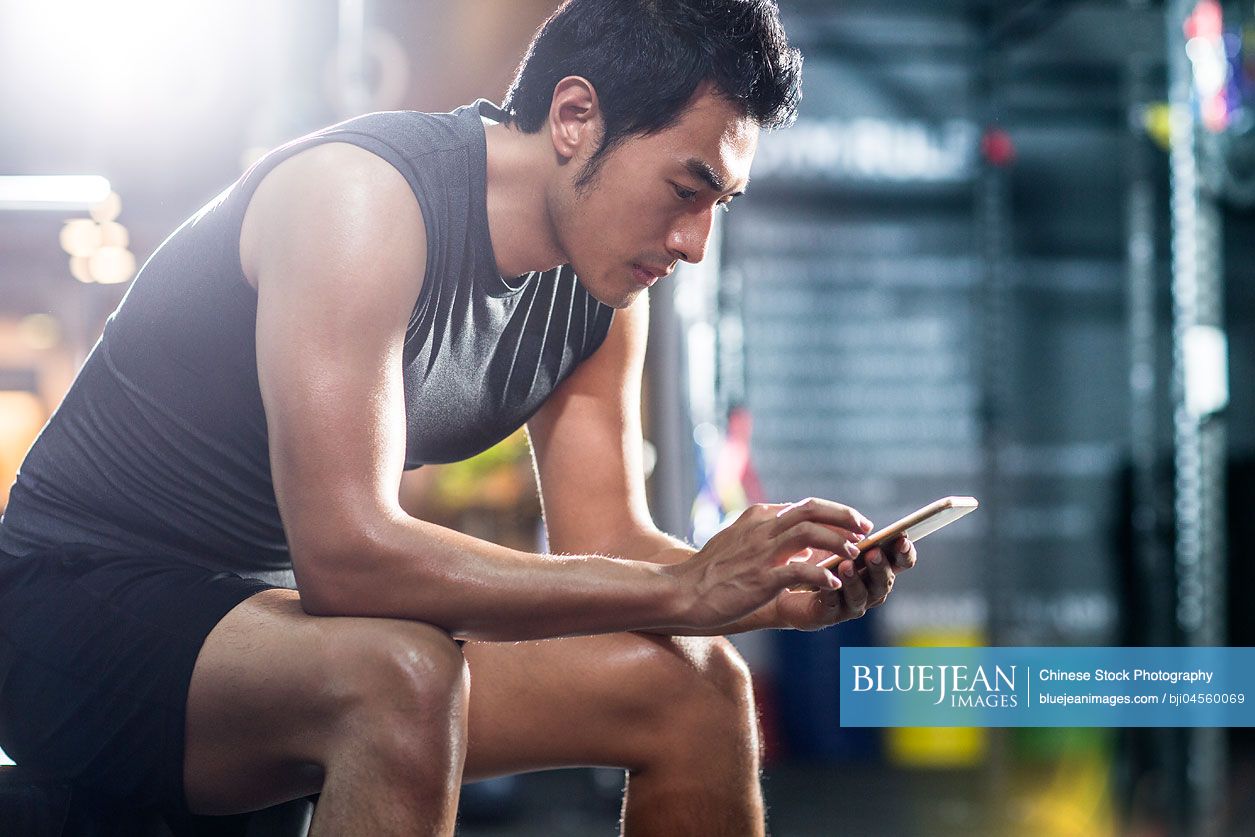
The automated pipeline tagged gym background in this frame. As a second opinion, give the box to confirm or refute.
[0,1,1252,835]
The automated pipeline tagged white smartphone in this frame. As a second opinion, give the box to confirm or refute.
[788,496,979,592]
[837,495,978,565]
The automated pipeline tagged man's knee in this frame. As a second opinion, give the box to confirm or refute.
[631,634,757,736]
[327,620,469,743]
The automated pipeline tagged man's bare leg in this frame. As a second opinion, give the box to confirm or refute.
[616,683,766,837]
[183,590,764,836]
[183,588,469,836]
[459,632,766,837]
[309,658,469,837]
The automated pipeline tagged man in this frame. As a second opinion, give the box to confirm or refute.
[0,1,917,835]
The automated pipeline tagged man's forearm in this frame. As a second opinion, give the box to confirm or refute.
[607,526,780,636]
[294,511,693,642]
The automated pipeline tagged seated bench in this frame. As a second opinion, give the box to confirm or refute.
[0,766,313,837]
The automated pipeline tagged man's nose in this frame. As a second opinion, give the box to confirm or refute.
[666,206,716,264]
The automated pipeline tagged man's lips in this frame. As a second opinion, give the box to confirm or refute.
[632,263,668,286]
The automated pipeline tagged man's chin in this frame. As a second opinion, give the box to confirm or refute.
[605,285,647,309]
[572,271,642,309]
[615,285,647,308]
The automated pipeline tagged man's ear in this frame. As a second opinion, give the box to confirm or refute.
[547,76,601,164]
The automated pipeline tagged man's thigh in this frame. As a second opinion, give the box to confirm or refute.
[182,588,463,815]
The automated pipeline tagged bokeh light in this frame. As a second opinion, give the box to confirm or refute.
[89,192,122,224]
[58,219,102,257]
[98,222,129,249]
[69,255,94,283]
[88,246,137,284]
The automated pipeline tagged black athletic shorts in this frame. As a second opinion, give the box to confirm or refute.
[0,542,279,820]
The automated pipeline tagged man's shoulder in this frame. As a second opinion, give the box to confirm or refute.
[240,141,427,294]
[315,104,480,159]
[277,142,412,196]
[249,141,423,240]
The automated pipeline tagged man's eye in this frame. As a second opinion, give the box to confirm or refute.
[673,184,698,201]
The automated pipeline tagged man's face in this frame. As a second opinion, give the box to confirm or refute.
[550,84,758,308]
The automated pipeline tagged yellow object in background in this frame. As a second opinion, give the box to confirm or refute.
[885,629,987,768]
[1010,734,1117,837]
[1143,102,1172,151]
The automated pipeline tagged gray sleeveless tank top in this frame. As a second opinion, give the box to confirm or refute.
[0,100,615,587]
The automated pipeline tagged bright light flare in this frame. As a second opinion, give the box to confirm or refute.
[7,0,247,120]
[0,176,112,210]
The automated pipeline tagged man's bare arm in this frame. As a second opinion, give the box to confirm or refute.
[524,295,782,636]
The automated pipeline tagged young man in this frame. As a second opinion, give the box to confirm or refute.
[0,1,917,834]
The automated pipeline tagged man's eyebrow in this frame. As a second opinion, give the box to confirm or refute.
[684,158,746,196]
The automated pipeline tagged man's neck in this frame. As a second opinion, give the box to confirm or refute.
[482,120,567,279]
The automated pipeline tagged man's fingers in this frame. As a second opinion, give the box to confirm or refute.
[861,548,895,606]
[779,561,841,593]
[772,521,862,563]
[786,547,815,562]
[888,536,916,570]
[835,559,868,617]
[772,497,873,536]
[813,539,858,570]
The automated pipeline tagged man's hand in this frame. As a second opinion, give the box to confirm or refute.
[662,498,873,631]
[769,536,918,631]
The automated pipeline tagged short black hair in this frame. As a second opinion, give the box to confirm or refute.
[500,0,802,188]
